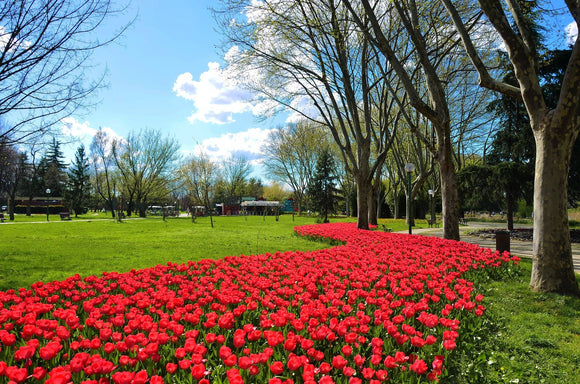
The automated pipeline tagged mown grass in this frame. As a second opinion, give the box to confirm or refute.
[0,215,578,383]
[0,214,358,290]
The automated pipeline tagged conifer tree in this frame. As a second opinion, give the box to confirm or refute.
[67,145,91,217]
[307,148,338,223]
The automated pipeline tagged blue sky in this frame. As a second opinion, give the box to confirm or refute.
[60,0,281,177]
[58,0,577,181]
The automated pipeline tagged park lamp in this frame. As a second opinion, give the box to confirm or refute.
[404,163,415,234]
[428,189,435,225]
[45,188,51,221]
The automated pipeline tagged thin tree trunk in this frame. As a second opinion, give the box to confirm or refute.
[393,191,399,219]
[506,192,515,231]
[530,127,580,295]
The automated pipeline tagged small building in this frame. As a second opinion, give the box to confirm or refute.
[241,200,281,215]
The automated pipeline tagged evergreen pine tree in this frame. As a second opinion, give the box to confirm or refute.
[307,148,338,223]
[38,137,68,197]
[66,145,91,217]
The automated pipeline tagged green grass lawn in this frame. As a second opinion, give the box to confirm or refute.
[0,215,578,383]
[0,214,356,290]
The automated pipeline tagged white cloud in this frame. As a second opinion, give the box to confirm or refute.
[193,127,277,166]
[60,117,97,139]
[60,117,124,144]
[173,62,255,125]
[566,21,578,45]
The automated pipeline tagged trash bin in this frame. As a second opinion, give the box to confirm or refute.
[495,230,510,253]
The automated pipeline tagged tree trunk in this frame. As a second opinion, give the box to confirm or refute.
[368,187,378,226]
[530,126,580,296]
[438,139,460,240]
[393,191,399,219]
[356,179,370,230]
[506,191,515,231]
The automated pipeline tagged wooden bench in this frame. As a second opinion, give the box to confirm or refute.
[381,224,392,232]
[0,213,5,223]
[59,212,71,221]
[428,219,440,228]
[459,217,467,225]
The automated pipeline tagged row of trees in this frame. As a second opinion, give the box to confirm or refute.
[0,128,284,221]
[215,0,580,296]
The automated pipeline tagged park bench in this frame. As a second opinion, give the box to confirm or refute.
[428,219,440,228]
[459,217,467,225]
[59,212,71,221]
[0,213,5,223]
[381,224,392,232]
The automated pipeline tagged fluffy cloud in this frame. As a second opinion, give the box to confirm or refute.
[192,127,277,166]
[566,21,578,45]
[60,117,124,143]
[173,63,255,124]
[60,117,98,139]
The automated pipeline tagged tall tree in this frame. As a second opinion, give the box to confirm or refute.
[90,128,117,217]
[0,0,131,144]
[262,121,329,213]
[112,129,180,217]
[342,0,489,240]
[38,137,67,197]
[442,0,580,295]
[308,148,339,223]
[178,152,221,227]
[0,139,26,220]
[67,145,91,217]
[216,0,398,230]
[222,155,251,203]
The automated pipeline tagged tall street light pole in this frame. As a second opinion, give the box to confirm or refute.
[46,188,51,221]
[404,163,415,234]
[428,189,434,226]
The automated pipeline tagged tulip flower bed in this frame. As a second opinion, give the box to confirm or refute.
[0,222,520,384]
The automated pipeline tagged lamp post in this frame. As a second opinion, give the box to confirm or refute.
[428,189,434,226]
[45,188,51,221]
[404,163,415,234]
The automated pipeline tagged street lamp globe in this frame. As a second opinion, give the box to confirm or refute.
[404,162,415,173]
[45,189,51,221]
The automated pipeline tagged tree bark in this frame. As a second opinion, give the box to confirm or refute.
[530,120,580,296]
[506,192,515,231]
[356,177,370,230]
[438,136,460,240]
[393,191,399,219]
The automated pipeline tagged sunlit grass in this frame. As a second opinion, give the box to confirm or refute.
[0,214,349,290]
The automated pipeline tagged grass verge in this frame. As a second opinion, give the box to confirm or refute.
[448,258,580,383]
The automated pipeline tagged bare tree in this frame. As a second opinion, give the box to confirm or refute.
[112,129,180,217]
[0,139,24,220]
[342,0,491,239]
[262,121,329,213]
[222,155,251,203]
[0,0,132,144]
[441,0,580,295]
[216,0,399,229]
[90,128,117,217]
[178,151,221,227]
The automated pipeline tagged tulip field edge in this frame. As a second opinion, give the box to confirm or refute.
[0,222,520,384]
